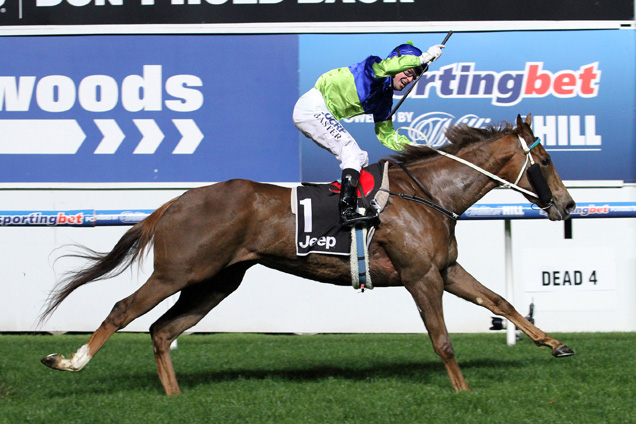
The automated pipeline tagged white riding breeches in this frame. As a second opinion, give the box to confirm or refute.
[293,88,369,171]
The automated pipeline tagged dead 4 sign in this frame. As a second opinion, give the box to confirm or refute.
[541,270,598,287]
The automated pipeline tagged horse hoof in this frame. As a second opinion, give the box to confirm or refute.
[553,345,575,357]
[41,353,63,369]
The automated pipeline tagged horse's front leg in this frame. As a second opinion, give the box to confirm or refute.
[405,268,471,392]
[443,262,574,357]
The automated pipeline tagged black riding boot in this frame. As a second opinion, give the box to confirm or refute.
[339,169,380,227]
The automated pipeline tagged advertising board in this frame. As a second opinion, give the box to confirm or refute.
[299,30,636,183]
[1,30,635,185]
[0,0,632,26]
[0,35,300,183]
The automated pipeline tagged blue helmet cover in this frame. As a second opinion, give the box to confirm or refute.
[387,42,423,59]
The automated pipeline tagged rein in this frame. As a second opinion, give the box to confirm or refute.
[382,127,554,219]
[396,127,544,200]
[379,163,459,220]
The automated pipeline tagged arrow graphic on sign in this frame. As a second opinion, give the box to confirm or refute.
[0,120,86,154]
[94,119,125,154]
[0,119,204,155]
[172,119,204,154]
[133,119,165,154]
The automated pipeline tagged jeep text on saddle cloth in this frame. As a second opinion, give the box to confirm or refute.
[410,62,600,106]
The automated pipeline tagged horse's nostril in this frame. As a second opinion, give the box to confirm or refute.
[566,201,576,213]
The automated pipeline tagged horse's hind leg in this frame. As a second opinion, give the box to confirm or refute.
[41,272,183,372]
[149,263,251,395]
[443,262,574,357]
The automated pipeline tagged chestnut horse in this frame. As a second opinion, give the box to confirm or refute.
[40,114,576,395]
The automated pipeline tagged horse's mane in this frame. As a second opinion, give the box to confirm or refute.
[391,122,518,164]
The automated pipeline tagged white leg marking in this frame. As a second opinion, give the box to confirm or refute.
[58,344,92,371]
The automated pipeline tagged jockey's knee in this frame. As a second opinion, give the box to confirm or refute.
[340,148,368,171]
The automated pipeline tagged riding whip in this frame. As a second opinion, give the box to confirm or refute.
[386,30,453,120]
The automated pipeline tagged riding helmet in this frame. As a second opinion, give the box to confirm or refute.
[387,41,424,75]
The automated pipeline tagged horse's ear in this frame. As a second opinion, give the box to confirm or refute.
[525,113,532,126]
[516,114,523,128]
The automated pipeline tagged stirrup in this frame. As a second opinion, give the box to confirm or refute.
[341,210,380,228]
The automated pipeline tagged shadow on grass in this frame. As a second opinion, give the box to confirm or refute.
[175,357,526,392]
[39,357,528,397]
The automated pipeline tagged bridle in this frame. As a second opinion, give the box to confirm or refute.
[513,134,555,210]
[513,135,541,185]
[385,127,555,218]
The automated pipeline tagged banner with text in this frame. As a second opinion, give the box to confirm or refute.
[1,0,632,26]
[299,30,636,183]
[0,35,300,183]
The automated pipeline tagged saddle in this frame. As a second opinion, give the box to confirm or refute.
[291,162,389,257]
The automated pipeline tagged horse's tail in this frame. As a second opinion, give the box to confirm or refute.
[38,197,179,325]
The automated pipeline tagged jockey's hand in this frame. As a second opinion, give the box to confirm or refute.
[420,44,444,64]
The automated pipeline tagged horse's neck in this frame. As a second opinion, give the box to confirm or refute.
[406,138,515,215]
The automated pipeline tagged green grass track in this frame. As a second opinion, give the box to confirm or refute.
[0,332,634,424]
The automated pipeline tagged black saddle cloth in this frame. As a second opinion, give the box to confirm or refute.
[295,162,384,256]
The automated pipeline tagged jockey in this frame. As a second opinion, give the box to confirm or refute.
[293,41,444,227]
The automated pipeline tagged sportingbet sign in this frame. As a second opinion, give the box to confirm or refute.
[0,35,300,183]
[413,62,600,107]
[2,30,634,184]
[299,30,636,183]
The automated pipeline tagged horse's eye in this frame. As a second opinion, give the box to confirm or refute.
[541,158,551,166]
